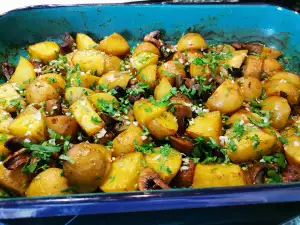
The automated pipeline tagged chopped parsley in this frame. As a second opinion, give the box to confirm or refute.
[278,136,288,145]
[232,120,244,141]
[144,106,153,113]
[251,134,260,150]
[262,153,287,169]
[134,140,155,154]
[59,154,75,164]
[266,170,282,184]
[47,77,57,83]
[228,139,237,152]
[248,111,271,128]
[91,116,102,123]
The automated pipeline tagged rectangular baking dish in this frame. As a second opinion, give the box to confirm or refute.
[0,3,300,219]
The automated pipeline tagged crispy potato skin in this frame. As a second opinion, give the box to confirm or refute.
[177,33,207,52]
[98,33,130,56]
[28,41,60,62]
[26,80,60,104]
[237,77,262,102]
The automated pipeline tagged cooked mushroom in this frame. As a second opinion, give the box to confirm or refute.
[174,105,193,136]
[171,158,195,188]
[282,165,300,182]
[231,42,263,54]
[138,168,170,191]
[60,32,76,54]
[45,99,62,116]
[144,30,161,48]
[4,137,24,152]
[112,85,126,100]
[169,136,194,155]
[3,149,30,170]
[1,62,15,81]
[246,162,280,184]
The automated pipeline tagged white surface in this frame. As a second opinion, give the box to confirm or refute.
[0,0,144,15]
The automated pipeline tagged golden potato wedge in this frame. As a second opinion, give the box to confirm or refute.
[39,73,66,93]
[177,33,207,52]
[100,152,144,192]
[226,50,248,68]
[133,99,167,126]
[154,77,172,101]
[71,50,105,75]
[192,164,246,188]
[98,33,130,56]
[76,33,98,50]
[0,134,11,159]
[186,111,222,142]
[237,77,262,102]
[0,110,13,133]
[206,79,243,114]
[226,124,277,163]
[190,64,211,80]
[0,83,26,113]
[65,87,95,105]
[133,42,160,56]
[262,58,283,74]
[28,41,59,62]
[45,115,78,137]
[89,92,119,112]
[136,64,157,88]
[157,60,186,86]
[148,112,178,140]
[98,71,130,90]
[112,124,143,157]
[242,55,263,79]
[26,79,60,104]
[68,72,99,88]
[270,72,300,89]
[227,109,261,126]
[131,52,159,71]
[70,97,104,136]
[9,56,36,89]
[262,127,283,153]
[104,55,121,73]
[26,168,72,197]
[260,46,281,59]
[263,79,299,105]
[284,136,300,165]
[262,96,291,130]
[145,146,182,183]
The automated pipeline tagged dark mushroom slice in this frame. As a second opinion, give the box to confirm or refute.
[246,162,280,185]
[1,62,15,81]
[170,92,192,106]
[231,42,263,54]
[100,113,119,126]
[144,30,161,48]
[112,85,126,100]
[4,137,24,152]
[45,99,62,116]
[282,165,300,182]
[174,105,193,136]
[93,132,115,145]
[3,149,30,170]
[30,60,42,76]
[175,74,183,89]
[169,136,194,155]
[60,32,76,54]
[138,168,170,191]
[171,159,195,188]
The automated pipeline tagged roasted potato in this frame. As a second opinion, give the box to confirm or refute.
[263,79,299,104]
[26,79,60,104]
[177,33,207,52]
[76,33,98,50]
[144,146,182,183]
[242,55,263,79]
[237,77,262,102]
[262,127,283,153]
[190,64,211,80]
[65,87,95,105]
[68,72,99,88]
[8,106,46,142]
[154,77,172,101]
[148,112,178,140]
[186,111,222,141]
[26,168,72,197]
[89,92,119,112]
[133,99,167,126]
[0,83,26,113]
[28,41,60,62]
[157,60,186,86]
[63,143,111,193]
[0,109,13,133]
[192,164,246,188]
[227,109,261,126]
[133,42,160,56]
[262,58,283,74]
[225,124,277,163]
[270,72,300,89]
[98,71,130,90]
[71,50,105,75]
[70,97,104,136]
[0,133,11,159]
[131,52,159,71]
[206,79,243,114]
[39,73,66,93]
[136,64,157,88]
[284,136,300,165]
[112,124,144,157]
[260,46,281,59]
[104,55,121,73]
[262,96,291,130]
[0,164,31,196]
[100,152,144,192]
[45,116,78,137]
[9,56,36,88]
[98,33,130,56]
[226,50,248,68]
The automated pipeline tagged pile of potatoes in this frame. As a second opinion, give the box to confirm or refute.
[0,29,299,198]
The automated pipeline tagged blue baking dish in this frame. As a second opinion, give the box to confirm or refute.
[0,3,300,219]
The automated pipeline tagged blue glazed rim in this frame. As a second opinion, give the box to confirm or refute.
[0,3,300,219]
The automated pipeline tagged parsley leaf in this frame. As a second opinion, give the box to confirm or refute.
[232,120,244,141]
[91,116,102,124]
[251,134,260,150]
[134,140,155,154]
[262,153,287,169]
[228,139,237,152]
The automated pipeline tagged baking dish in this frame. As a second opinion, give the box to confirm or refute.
[0,3,300,219]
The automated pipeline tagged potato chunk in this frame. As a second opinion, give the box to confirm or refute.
[270,72,300,89]
[154,77,172,101]
[192,164,246,188]
[186,111,222,141]
[71,50,105,76]
[177,33,207,52]
[112,124,144,157]
[45,116,78,137]
[284,136,300,165]
[76,33,98,50]
[0,83,26,113]
[70,97,104,136]
[131,52,159,71]
[136,64,157,88]
[98,71,130,90]
[39,73,66,93]
[68,72,99,88]
[28,41,59,61]
[157,60,186,86]
[0,134,11,159]
[242,55,263,79]
[144,146,182,183]
[225,124,277,163]
[98,33,130,56]
[89,92,119,112]
[133,99,167,126]
[226,50,248,68]
[65,87,95,105]
[262,58,283,74]
[26,168,71,197]
[260,46,281,59]
[133,42,160,56]
[104,55,121,73]
[148,112,178,140]
[206,80,243,114]
[100,152,144,192]
[0,109,13,133]
[227,109,261,126]
[237,77,262,102]
[10,56,36,88]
